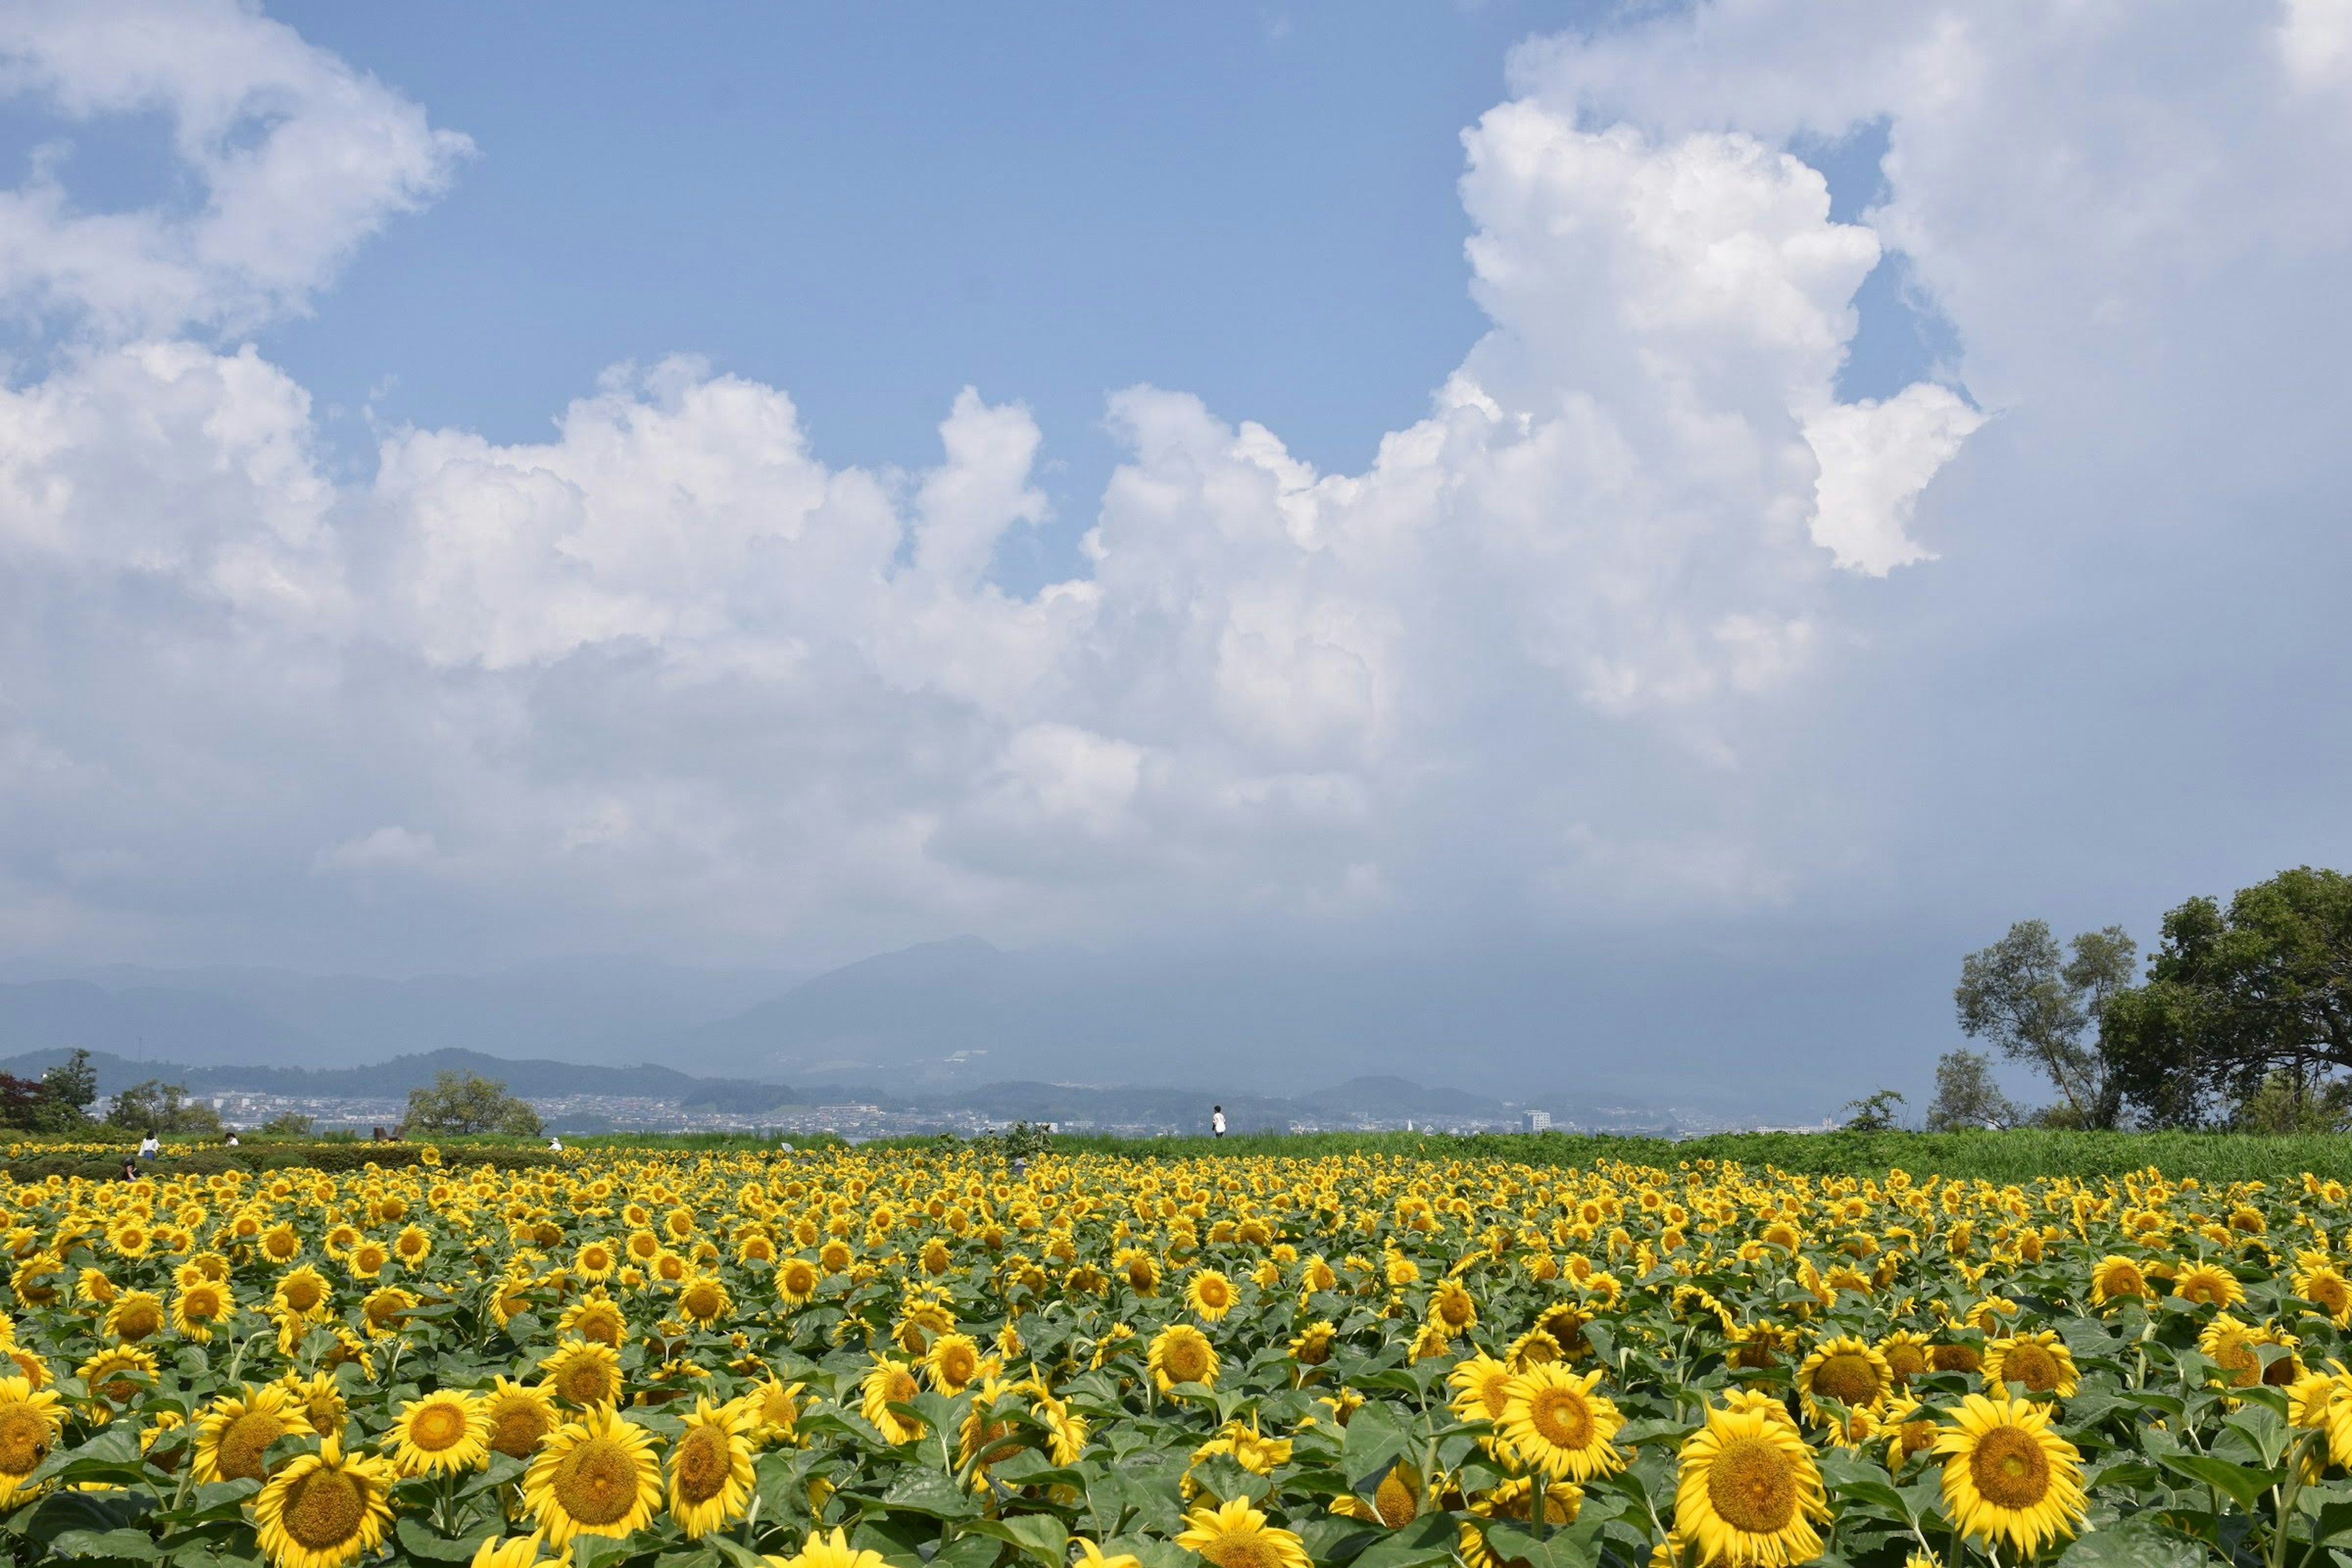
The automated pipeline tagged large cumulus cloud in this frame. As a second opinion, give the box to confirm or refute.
[2,0,2343,970]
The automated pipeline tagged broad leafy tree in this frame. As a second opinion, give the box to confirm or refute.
[1925,1049,2024,1130]
[404,1071,545,1137]
[2103,866,2352,1127]
[1954,919,2136,1126]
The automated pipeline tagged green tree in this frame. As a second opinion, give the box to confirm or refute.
[105,1079,226,1137]
[1924,1049,2024,1130]
[1840,1089,1906,1131]
[2103,867,2352,1127]
[404,1071,544,1137]
[7,1048,102,1131]
[258,1112,315,1137]
[1954,919,2136,1126]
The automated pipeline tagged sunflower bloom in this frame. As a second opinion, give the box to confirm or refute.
[1149,1324,1220,1393]
[252,1433,396,1568]
[1935,1393,2087,1558]
[0,1378,63,1505]
[668,1396,756,1537]
[391,1389,492,1477]
[1499,1365,1626,1483]
[523,1406,665,1547]
[1674,1403,1830,1567]
[1175,1497,1312,1568]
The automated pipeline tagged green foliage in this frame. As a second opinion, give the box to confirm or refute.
[1955,918,2136,1126]
[2104,866,2352,1127]
[0,1142,560,1181]
[403,1070,545,1137]
[103,1078,225,1136]
[1839,1088,1905,1131]
[256,1111,315,1137]
[1925,1047,2024,1130]
[2231,1068,2352,1133]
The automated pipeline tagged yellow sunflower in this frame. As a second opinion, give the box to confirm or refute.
[1935,1393,2086,1557]
[1673,1403,1830,1567]
[0,1377,64,1505]
[1875,1330,1932,1392]
[732,1376,805,1446]
[252,1433,394,1568]
[772,1526,891,1568]
[103,1289,167,1344]
[391,1389,492,1477]
[1186,1268,1239,1324]
[924,1333,985,1395]
[279,1370,347,1439]
[469,1534,552,1568]
[1499,1365,1626,1483]
[1175,1497,1313,1568]
[676,1274,732,1329]
[777,1257,821,1307]
[1983,1331,2079,1398]
[557,1292,628,1348]
[2088,1254,2149,1308]
[858,1357,927,1443]
[668,1395,756,1538]
[1148,1324,1220,1393]
[522,1406,665,1547]
[484,1376,561,1460]
[2171,1261,2247,1309]
[540,1338,625,1409]
[193,1382,301,1485]
[171,1278,233,1343]
[1795,1337,1892,1427]
[77,1344,158,1411]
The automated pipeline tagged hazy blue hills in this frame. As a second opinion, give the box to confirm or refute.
[0,924,1961,1120]
[0,1046,795,1113]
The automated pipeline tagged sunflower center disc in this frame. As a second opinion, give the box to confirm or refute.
[413,1403,468,1450]
[493,1404,551,1457]
[218,1411,284,1482]
[555,1438,642,1525]
[1973,1427,2052,1509]
[0,1407,49,1475]
[2004,1346,2059,1390]
[1199,1530,1283,1568]
[284,1469,367,1549]
[677,1428,730,1503]
[1528,1387,1593,1449]
[1813,1354,1880,1404]
[565,1364,616,1405]
[116,1305,161,1341]
[1706,1435,1798,1534]
[1373,1467,1419,1526]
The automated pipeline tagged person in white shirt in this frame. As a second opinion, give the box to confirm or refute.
[1211,1106,1226,1138]
[547,1136,564,1152]
[137,1133,160,1160]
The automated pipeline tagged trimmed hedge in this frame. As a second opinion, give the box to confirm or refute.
[1,1142,563,1182]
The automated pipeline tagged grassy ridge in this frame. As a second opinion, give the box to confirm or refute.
[846,1128,2341,1183]
[24,1126,2335,1183]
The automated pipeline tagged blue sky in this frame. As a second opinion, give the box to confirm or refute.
[0,1,2347,1102]
[266,4,1602,584]
[108,3,1944,587]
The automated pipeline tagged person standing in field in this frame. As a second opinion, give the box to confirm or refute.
[1212,1106,1226,1138]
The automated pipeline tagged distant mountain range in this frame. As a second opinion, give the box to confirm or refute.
[0,927,1964,1121]
[0,1046,1656,1134]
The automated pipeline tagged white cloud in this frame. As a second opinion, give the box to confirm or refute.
[1803,384,1985,573]
[6,1,2344,966]
[0,0,472,338]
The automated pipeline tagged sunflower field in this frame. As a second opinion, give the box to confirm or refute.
[0,1148,2348,1568]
